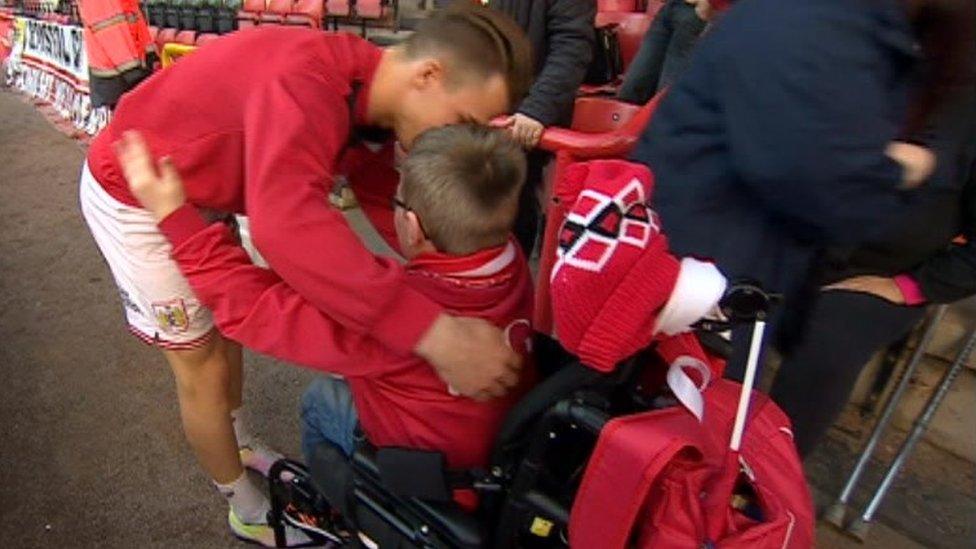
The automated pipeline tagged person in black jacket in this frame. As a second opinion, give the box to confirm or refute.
[630,0,973,377]
[617,0,709,105]
[485,0,596,254]
[771,79,976,456]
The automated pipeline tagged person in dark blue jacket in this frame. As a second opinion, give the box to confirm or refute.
[772,70,976,457]
[630,0,973,374]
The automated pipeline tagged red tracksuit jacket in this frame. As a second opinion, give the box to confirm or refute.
[158,205,535,470]
[86,28,442,355]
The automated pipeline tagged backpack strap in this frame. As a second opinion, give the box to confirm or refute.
[568,410,703,549]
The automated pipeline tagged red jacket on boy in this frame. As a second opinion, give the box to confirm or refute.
[157,205,535,470]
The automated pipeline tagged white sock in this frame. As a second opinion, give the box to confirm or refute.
[230,406,252,448]
[215,471,270,524]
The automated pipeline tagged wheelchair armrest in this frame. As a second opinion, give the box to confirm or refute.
[352,446,381,478]
[352,448,484,549]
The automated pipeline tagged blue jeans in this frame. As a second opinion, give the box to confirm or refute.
[300,376,360,461]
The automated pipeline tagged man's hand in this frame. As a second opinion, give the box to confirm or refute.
[824,275,906,305]
[886,141,936,189]
[497,113,545,149]
[415,314,523,401]
[115,131,187,221]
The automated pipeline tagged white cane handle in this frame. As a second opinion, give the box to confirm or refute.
[729,320,766,452]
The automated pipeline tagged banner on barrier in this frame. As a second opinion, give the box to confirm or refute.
[3,16,110,136]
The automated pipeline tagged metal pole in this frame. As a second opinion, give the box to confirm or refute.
[730,319,766,451]
[823,305,948,528]
[845,324,976,540]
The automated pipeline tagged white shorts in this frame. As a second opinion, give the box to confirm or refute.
[79,163,215,350]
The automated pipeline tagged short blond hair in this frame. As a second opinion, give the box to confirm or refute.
[400,124,526,255]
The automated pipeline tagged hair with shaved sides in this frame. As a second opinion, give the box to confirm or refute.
[399,1,534,110]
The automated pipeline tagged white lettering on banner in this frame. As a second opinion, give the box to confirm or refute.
[3,16,110,136]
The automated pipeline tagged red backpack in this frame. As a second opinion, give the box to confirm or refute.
[569,327,814,548]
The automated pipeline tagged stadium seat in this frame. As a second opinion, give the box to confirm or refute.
[284,0,323,28]
[534,93,664,331]
[355,0,383,35]
[156,27,179,51]
[595,12,653,71]
[175,29,198,45]
[324,0,350,30]
[195,32,221,46]
[597,0,637,12]
[260,0,293,24]
[237,0,263,28]
[569,96,643,133]
[217,0,242,33]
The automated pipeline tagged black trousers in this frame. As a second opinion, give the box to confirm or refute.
[768,291,926,457]
[514,150,549,256]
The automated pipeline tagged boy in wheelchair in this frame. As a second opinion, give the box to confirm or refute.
[119,123,732,547]
[307,160,730,549]
[117,123,537,542]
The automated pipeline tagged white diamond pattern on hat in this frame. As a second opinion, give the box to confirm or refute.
[552,177,658,280]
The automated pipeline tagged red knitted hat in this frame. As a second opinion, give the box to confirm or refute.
[550,160,726,372]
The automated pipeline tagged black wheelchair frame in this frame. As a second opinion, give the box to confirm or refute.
[267,282,778,549]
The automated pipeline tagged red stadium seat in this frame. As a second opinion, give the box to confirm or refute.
[533,92,666,332]
[285,0,323,27]
[260,0,293,24]
[195,32,221,46]
[595,12,653,71]
[356,0,382,18]
[175,30,198,45]
[597,0,637,12]
[569,96,643,133]
[325,0,350,29]
[354,0,383,36]
[156,27,179,50]
[238,0,264,27]
[242,0,266,11]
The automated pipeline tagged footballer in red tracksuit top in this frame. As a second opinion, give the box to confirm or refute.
[156,204,535,470]
[84,28,441,352]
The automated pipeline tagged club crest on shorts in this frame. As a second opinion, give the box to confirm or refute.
[552,177,659,279]
[152,299,190,334]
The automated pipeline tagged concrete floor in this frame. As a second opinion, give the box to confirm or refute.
[0,88,971,548]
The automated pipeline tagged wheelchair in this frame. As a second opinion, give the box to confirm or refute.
[266,340,664,548]
[261,93,764,548]
[265,278,777,549]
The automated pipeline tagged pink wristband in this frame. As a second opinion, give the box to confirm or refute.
[893,274,927,306]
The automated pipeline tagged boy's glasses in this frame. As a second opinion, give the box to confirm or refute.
[391,196,410,211]
[391,196,427,237]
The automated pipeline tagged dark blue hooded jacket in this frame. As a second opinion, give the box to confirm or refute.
[632,0,919,299]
